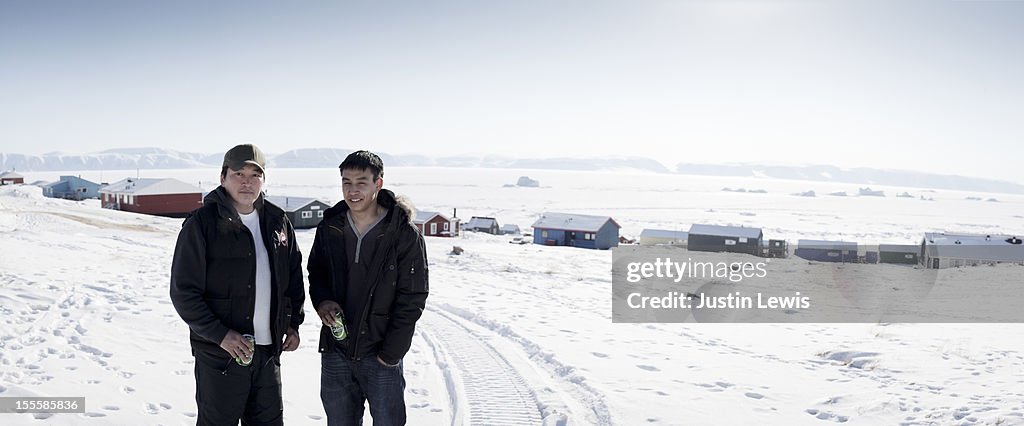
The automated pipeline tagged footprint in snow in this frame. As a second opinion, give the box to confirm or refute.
[805,408,849,423]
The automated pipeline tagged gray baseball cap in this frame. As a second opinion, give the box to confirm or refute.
[223,144,266,174]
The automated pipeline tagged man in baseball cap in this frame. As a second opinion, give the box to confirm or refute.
[171,143,305,425]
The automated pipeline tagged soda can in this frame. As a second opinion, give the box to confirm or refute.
[236,334,255,366]
[330,311,348,341]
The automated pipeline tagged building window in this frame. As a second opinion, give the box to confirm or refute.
[739,237,748,243]
[317,210,324,218]
[430,223,437,234]
[585,233,595,240]
[444,222,450,231]
[725,239,737,246]
[302,211,312,219]
[542,230,548,238]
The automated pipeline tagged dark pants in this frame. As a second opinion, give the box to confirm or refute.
[321,352,406,426]
[194,346,282,426]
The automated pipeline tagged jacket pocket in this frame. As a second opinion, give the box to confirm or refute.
[368,312,390,341]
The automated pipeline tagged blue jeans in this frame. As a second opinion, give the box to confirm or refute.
[321,352,406,426]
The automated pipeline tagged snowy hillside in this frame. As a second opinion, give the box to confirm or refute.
[2,167,1024,425]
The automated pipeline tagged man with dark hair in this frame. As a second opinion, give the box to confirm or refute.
[170,144,305,426]
[308,150,429,425]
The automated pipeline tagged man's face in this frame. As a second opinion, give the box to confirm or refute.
[341,167,382,214]
[221,164,264,210]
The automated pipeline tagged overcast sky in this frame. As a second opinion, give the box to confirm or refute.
[1,0,1022,182]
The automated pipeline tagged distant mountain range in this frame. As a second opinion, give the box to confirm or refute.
[2,148,1021,194]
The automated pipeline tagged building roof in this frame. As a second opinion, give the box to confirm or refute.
[797,239,858,251]
[1,171,24,179]
[99,178,203,196]
[531,212,620,232]
[923,232,1024,262]
[640,229,689,240]
[688,224,762,239]
[264,196,324,212]
[466,216,499,229]
[500,224,520,231]
[44,175,100,188]
[879,244,918,254]
[413,211,449,224]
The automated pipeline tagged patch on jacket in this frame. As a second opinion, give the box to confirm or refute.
[274,228,289,248]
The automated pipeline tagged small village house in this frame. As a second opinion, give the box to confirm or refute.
[42,176,101,200]
[531,212,621,250]
[264,196,331,229]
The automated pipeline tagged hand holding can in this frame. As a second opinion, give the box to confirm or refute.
[236,334,255,366]
[330,310,348,341]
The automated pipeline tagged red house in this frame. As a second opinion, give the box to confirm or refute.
[413,211,458,237]
[1,171,24,185]
[99,178,203,218]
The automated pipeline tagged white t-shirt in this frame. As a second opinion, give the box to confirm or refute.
[239,210,272,345]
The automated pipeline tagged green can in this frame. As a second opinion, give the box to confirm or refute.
[236,334,255,366]
[330,311,348,341]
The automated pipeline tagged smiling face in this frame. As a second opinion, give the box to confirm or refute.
[341,167,383,216]
[220,164,264,214]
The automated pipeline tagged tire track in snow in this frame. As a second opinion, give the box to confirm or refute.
[419,311,543,425]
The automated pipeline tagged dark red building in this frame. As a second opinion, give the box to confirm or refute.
[100,178,203,218]
[1,171,24,185]
[413,211,458,237]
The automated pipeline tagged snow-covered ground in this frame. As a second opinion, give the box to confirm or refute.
[2,167,1023,425]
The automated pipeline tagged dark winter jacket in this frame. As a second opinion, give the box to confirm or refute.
[307,189,428,364]
[170,187,305,358]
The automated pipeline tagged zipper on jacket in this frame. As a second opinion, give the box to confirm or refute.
[350,223,399,361]
[351,248,392,360]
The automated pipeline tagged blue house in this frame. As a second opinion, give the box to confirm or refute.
[42,176,102,200]
[794,240,858,263]
[531,212,621,250]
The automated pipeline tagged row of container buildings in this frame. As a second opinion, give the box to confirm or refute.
[636,223,1024,270]
[464,212,1022,272]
